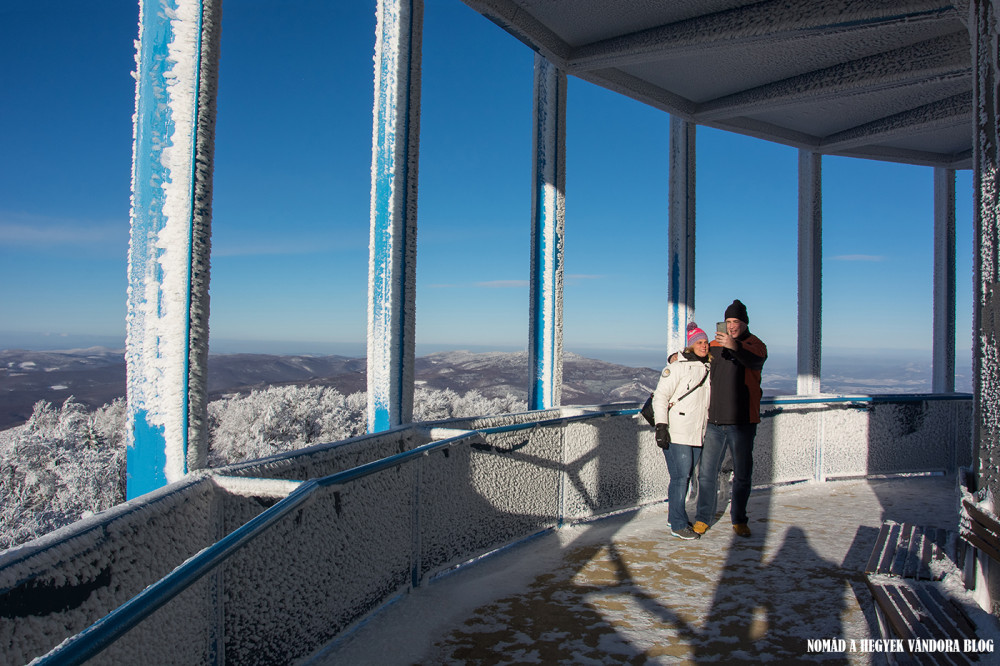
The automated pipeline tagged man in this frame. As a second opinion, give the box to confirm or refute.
[693,299,767,538]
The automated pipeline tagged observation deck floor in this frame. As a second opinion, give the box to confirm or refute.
[317,476,981,664]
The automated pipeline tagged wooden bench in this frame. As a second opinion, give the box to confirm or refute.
[865,578,979,664]
[864,521,981,664]
[866,521,951,581]
[959,498,1000,575]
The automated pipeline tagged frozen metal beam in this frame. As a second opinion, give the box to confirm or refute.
[668,117,696,356]
[457,0,571,64]
[529,55,566,411]
[933,168,957,393]
[697,31,970,122]
[971,0,1000,494]
[797,151,822,395]
[126,0,220,499]
[820,92,972,152]
[368,0,423,432]
[566,0,954,72]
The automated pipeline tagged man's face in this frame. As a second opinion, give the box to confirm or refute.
[726,317,746,338]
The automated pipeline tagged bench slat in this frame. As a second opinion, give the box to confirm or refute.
[868,579,979,665]
[962,499,1000,535]
[918,528,935,580]
[868,579,917,641]
[891,523,914,577]
[867,522,946,580]
[925,585,978,639]
[889,584,935,641]
[866,522,893,575]
[960,529,1000,567]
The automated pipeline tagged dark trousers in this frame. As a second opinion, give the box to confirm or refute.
[695,422,757,525]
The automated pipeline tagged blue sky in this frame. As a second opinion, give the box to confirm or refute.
[0,0,974,373]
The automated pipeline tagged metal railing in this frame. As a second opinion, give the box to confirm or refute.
[25,394,973,664]
[35,407,638,665]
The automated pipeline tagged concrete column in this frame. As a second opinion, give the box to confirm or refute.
[797,150,822,395]
[933,167,956,394]
[668,118,696,355]
[971,0,1000,496]
[529,54,566,411]
[126,0,221,499]
[368,0,423,432]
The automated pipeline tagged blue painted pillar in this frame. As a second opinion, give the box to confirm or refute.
[797,150,822,395]
[667,117,696,355]
[932,167,956,393]
[529,55,566,411]
[126,0,220,499]
[368,0,423,432]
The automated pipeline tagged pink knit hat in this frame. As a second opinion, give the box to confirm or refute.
[687,322,708,346]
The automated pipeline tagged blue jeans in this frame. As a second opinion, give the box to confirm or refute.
[663,443,702,531]
[696,423,757,525]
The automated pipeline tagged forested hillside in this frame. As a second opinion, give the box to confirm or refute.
[0,385,529,551]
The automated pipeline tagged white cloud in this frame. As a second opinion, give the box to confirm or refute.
[431,276,600,289]
[828,254,884,262]
[0,218,123,247]
[474,280,529,288]
[213,241,335,257]
[565,274,602,285]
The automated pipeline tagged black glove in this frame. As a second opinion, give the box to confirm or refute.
[655,423,671,449]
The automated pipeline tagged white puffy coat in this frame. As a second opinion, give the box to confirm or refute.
[651,352,711,447]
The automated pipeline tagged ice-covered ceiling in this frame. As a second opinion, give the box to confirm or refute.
[461,0,974,168]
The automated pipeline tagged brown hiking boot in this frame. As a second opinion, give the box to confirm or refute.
[733,523,751,537]
[692,521,709,535]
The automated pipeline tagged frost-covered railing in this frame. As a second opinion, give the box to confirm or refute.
[1,394,973,664]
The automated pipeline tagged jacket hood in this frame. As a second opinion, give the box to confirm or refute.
[681,349,711,364]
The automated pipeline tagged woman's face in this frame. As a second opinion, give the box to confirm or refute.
[692,339,709,358]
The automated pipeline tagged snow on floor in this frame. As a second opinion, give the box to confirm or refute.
[313,476,993,665]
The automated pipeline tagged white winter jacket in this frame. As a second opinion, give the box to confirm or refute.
[651,351,711,447]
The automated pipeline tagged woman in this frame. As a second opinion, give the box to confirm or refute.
[652,322,711,540]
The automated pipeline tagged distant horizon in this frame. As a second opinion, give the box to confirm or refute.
[0,328,971,365]
[1,331,974,400]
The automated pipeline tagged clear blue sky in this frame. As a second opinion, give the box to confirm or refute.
[0,0,974,369]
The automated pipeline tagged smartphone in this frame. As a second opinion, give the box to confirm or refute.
[716,322,727,334]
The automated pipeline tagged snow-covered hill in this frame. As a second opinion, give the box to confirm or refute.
[0,349,660,431]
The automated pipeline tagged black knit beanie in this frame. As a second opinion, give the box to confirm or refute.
[725,299,749,324]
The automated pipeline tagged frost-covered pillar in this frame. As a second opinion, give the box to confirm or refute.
[127,0,220,499]
[368,0,422,432]
[797,150,822,395]
[528,55,566,410]
[972,0,1000,498]
[668,117,696,355]
[933,167,956,394]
